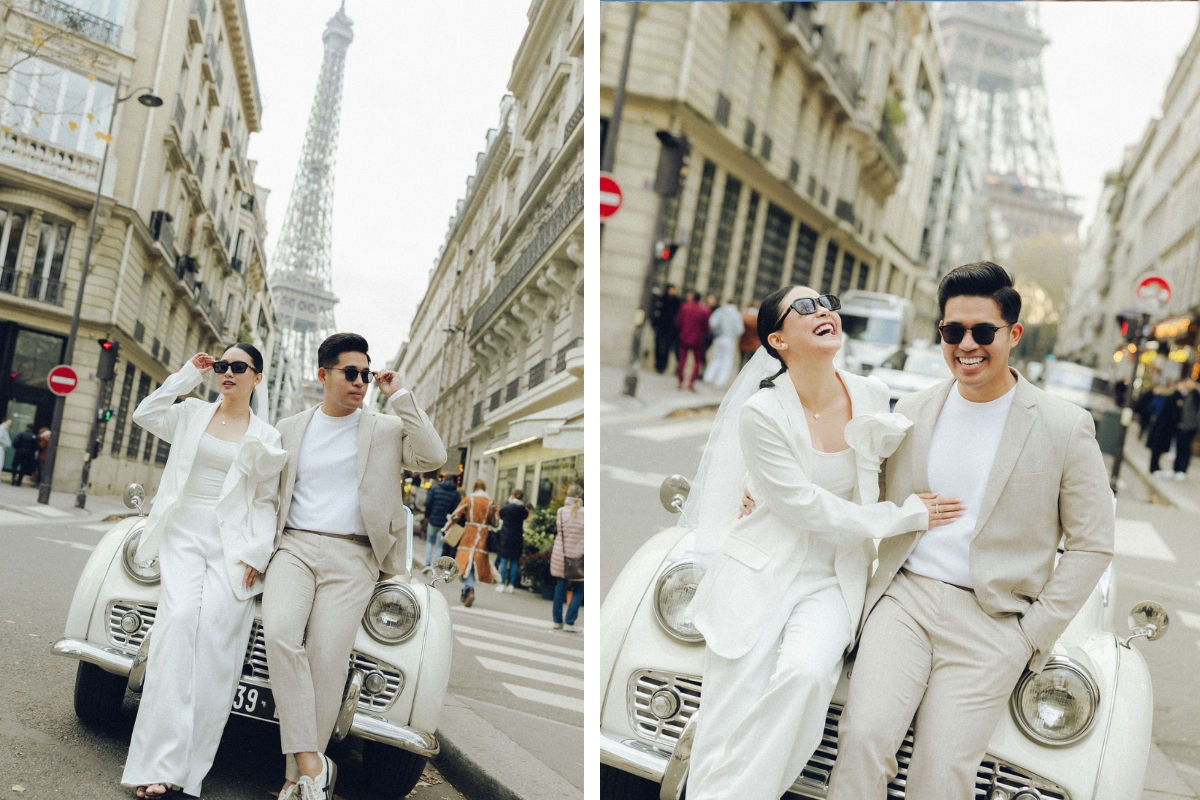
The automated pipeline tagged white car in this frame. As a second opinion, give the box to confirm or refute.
[871,345,954,410]
[53,484,458,798]
[600,477,1168,800]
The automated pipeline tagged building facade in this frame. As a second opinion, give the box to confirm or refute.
[386,0,583,507]
[0,0,275,496]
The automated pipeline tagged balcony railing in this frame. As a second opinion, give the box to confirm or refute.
[27,0,121,48]
[186,133,199,164]
[0,129,102,194]
[176,255,198,283]
[520,150,555,209]
[172,96,186,134]
[150,210,175,255]
[878,115,907,171]
[213,59,224,91]
[0,270,64,306]
[813,30,860,108]
[563,99,583,143]
[196,154,206,182]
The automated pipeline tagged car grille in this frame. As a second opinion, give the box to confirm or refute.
[627,670,1070,800]
[108,602,405,713]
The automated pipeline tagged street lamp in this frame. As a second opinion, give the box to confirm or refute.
[38,76,163,507]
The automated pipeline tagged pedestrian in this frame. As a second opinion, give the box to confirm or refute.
[703,298,745,389]
[1148,384,1182,476]
[121,345,286,799]
[675,290,711,391]
[0,418,11,475]
[450,478,498,607]
[550,484,585,632]
[11,423,37,486]
[1172,379,1199,480]
[652,284,682,374]
[739,301,761,368]
[702,293,719,356]
[423,473,461,569]
[494,489,529,593]
[1113,378,1129,408]
[34,425,49,484]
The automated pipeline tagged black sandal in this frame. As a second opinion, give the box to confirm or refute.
[138,784,183,798]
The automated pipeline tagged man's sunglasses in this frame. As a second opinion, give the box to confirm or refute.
[777,294,841,328]
[213,360,258,374]
[937,322,1013,346]
[326,366,376,383]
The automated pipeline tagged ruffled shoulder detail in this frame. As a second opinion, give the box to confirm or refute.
[844,411,913,462]
[234,437,288,481]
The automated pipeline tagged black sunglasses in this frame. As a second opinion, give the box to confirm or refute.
[937,322,1013,346]
[777,294,841,329]
[326,366,375,383]
[213,360,257,374]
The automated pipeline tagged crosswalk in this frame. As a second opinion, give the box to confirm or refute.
[450,608,584,715]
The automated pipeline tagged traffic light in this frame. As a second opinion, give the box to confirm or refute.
[654,241,680,263]
[97,408,113,422]
[1116,314,1138,343]
[654,130,691,197]
[97,339,119,380]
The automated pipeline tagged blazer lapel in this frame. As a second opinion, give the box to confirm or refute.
[356,410,377,487]
[283,406,319,502]
[972,373,1036,537]
[775,382,813,478]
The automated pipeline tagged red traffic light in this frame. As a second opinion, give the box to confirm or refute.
[656,242,680,262]
[1119,320,1130,338]
[99,339,115,351]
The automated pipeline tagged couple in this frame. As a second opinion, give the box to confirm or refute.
[119,332,445,799]
[683,262,1115,800]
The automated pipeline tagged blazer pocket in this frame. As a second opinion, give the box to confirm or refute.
[1007,470,1052,484]
[721,535,772,571]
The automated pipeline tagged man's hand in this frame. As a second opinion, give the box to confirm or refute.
[376,370,403,398]
[739,487,756,519]
[192,352,215,373]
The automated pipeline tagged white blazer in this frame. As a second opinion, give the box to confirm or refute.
[131,361,288,600]
[689,370,929,660]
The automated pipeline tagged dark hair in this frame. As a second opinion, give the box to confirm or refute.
[223,342,264,373]
[512,489,524,500]
[756,285,796,389]
[317,332,370,369]
[937,262,1021,325]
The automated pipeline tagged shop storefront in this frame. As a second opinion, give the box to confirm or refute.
[480,399,584,508]
[0,321,65,471]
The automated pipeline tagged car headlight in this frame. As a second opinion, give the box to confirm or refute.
[653,561,704,643]
[1010,656,1099,746]
[121,524,161,585]
[362,584,421,644]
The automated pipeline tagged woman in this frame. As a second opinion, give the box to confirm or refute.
[550,484,584,631]
[683,286,963,800]
[450,478,497,606]
[121,345,286,798]
[494,489,529,592]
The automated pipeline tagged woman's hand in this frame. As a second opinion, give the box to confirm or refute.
[240,562,261,590]
[192,352,215,373]
[918,492,966,528]
[738,487,756,519]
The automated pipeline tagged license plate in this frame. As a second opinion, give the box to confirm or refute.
[230,681,278,723]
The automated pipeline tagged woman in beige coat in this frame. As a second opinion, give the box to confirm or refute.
[550,484,584,631]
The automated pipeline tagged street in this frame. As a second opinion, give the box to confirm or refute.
[600,362,1200,798]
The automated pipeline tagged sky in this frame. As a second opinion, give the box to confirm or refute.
[1038,2,1199,236]
[242,0,531,366]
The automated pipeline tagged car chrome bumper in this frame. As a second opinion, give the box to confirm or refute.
[53,638,440,759]
[600,730,668,783]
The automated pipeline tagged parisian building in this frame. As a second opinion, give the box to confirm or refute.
[1057,15,1200,386]
[385,0,583,507]
[0,0,276,496]
[600,1,958,366]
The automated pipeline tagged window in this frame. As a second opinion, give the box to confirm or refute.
[731,190,760,302]
[30,220,71,303]
[0,207,26,282]
[839,256,855,295]
[4,55,116,158]
[69,0,127,25]
[111,365,135,455]
[682,161,717,291]
[821,243,840,294]
[10,328,65,388]
[753,203,792,301]
[707,175,742,297]
[127,374,151,458]
[536,455,582,508]
[790,224,818,287]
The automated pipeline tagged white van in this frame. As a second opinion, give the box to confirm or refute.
[836,290,915,374]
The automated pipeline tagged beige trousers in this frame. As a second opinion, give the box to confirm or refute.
[262,530,379,782]
[826,570,1031,800]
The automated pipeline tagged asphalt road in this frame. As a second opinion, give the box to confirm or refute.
[0,494,468,800]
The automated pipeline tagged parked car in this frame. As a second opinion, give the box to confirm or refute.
[870,344,954,409]
[837,290,916,375]
[600,477,1168,800]
[53,484,459,798]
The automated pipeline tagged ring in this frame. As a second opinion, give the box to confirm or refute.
[935,503,940,515]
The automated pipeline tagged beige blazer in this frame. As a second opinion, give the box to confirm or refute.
[275,391,447,576]
[867,370,1114,672]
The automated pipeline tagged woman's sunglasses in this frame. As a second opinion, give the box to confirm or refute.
[937,322,1013,346]
[777,294,841,328]
[213,360,258,374]
[326,367,376,383]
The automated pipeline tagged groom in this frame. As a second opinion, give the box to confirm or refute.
[262,332,446,800]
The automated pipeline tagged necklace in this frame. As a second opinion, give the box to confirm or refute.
[801,397,837,420]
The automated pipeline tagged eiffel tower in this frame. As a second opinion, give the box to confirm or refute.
[268,3,353,413]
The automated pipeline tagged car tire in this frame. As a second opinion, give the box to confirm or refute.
[601,764,662,800]
[73,661,127,727]
[363,740,426,798]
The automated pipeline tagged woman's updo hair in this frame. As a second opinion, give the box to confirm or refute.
[756,285,797,389]
[225,342,264,374]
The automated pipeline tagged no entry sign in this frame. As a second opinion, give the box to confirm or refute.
[1135,273,1172,313]
[600,172,623,219]
[47,364,79,396]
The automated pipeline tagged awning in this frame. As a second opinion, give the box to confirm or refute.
[483,397,584,454]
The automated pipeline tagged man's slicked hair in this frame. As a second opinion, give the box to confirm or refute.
[317,332,370,369]
[937,261,1022,325]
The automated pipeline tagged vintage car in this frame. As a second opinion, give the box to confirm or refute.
[53,483,458,798]
[600,477,1169,800]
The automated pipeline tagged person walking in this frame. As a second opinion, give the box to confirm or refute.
[550,485,586,632]
[1172,379,1199,480]
[494,489,529,592]
[0,418,12,476]
[121,345,285,799]
[676,291,711,391]
[450,478,498,607]
[34,425,49,484]
[1148,383,1183,476]
[10,423,37,486]
[652,284,682,374]
[423,473,461,569]
[703,298,745,388]
[739,302,760,368]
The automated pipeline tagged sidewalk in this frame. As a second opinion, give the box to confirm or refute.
[599,362,728,419]
[1117,428,1200,513]
[0,476,134,523]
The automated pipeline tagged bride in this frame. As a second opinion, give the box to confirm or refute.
[683,285,964,800]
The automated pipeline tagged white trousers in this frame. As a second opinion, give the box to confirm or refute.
[687,578,851,800]
[122,500,255,796]
[703,336,738,388]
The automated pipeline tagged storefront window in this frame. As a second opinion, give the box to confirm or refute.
[495,466,518,505]
[10,328,64,388]
[536,454,583,508]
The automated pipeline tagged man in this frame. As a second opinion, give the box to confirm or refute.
[675,290,711,391]
[262,332,446,800]
[824,262,1114,799]
[423,472,463,568]
[1171,379,1199,480]
[652,284,682,374]
[11,423,37,486]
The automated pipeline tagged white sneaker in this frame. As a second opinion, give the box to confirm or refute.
[421,565,432,574]
[1176,472,1188,481]
[278,785,298,800]
[505,584,514,593]
[295,777,320,800]
[495,584,506,592]
[552,622,563,629]
[564,624,581,633]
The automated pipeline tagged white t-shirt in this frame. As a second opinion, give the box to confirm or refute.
[285,407,367,535]
[903,382,1017,588]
